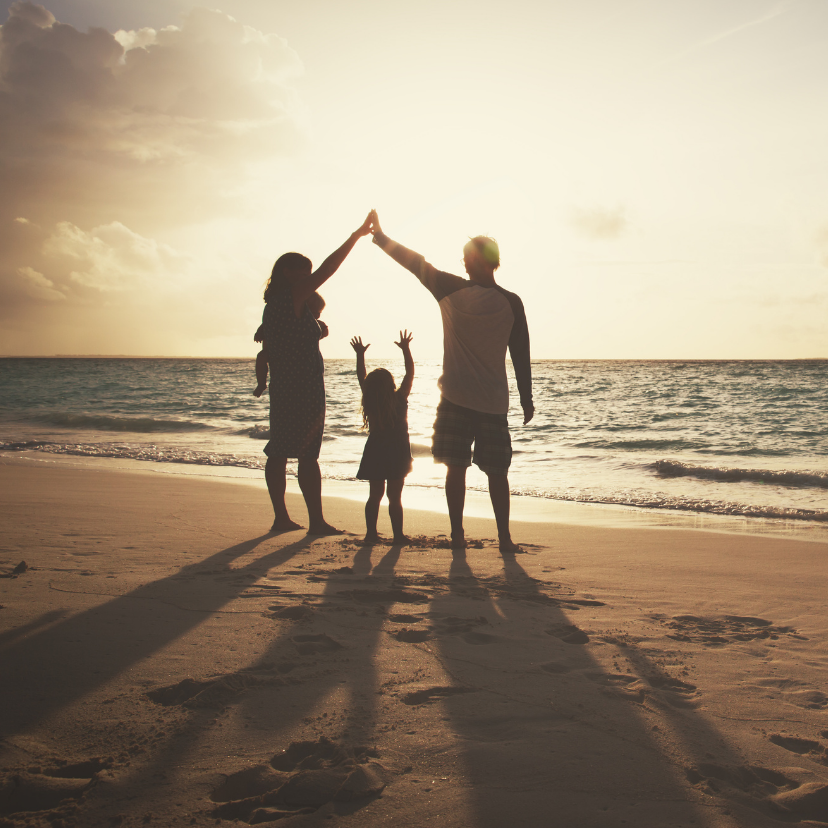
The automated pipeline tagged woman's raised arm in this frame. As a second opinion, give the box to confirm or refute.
[292,213,372,311]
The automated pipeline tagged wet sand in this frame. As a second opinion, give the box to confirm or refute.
[1,458,828,827]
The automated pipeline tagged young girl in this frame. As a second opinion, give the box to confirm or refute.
[350,330,414,544]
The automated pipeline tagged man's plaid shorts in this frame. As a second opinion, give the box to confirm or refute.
[432,397,512,475]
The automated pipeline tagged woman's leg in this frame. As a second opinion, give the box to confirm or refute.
[265,455,303,531]
[386,478,407,542]
[297,456,342,535]
[364,479,385,542]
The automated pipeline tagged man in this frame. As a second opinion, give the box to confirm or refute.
[370,210,533,553]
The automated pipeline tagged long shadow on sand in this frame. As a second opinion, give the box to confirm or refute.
[0,533,311,744]
[420,551,806,827]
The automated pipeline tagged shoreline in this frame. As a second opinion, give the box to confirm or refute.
[4,449,826,544]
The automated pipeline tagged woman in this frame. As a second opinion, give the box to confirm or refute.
[260,212,372,533]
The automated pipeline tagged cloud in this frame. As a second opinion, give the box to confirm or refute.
[16,266,65,301]
[569,205,628,240]
[0,2,305,351]
[43,221,191,292]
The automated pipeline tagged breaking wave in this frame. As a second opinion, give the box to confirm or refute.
[652,460,828,490]
[27,412,211,433]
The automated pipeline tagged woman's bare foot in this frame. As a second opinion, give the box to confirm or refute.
[270,518,303,533]
[451,531,466,550]
[499,538,527,554]
[307,522,344,536]
[392,534,410,546]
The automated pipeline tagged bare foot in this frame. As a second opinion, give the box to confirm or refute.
[392,534,410,546]
[307,522,344,536]
[361,533,383,545]
[269,518,303,533]
[499,538,528,554]
[451,531,467,551]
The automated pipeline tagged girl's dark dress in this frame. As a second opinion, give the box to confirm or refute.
[261,285,325,459]
[357,395,413,481]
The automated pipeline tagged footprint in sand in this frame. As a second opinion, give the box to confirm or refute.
[545,624,590,645]
[388,613,421,624]
[401,686,475,706]
[688,762,828,823]
[292,633,342,656]
[662,614,801,646]
[267,605,313,622]
[341,588,430,605]
[210,737,388,825]
[0,757,111,820]
[146,669,281,709]
[771,782,828,821]
[747,678,828,710]
[460,631,498,645]
[394,629,431,643]
[769,734,828,764]
[685,762,798,799]
[585,670,698,707]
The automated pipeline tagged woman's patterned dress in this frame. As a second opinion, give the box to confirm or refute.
[261,285,325,459]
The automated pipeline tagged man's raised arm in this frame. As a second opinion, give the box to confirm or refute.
[371,207,436,282]
[370,211,464,298]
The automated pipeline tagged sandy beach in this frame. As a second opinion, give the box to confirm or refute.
[2,457,828,828]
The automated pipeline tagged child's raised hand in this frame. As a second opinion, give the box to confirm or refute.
[394,330,413,350]
[350,336,370,354]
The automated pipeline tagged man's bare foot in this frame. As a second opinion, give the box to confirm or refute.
[392,534,410,545]
[451,531,466,550]
[499,538,528,554]
[269,518,303,533]
[307,522,344,536]
[361,533,383,545]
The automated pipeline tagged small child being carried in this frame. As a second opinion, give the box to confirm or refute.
[350,330,414,544]
[253,291,327,397]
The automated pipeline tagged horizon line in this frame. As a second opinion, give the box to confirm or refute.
[1,355,826,362]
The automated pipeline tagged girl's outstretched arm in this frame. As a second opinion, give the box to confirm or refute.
[395,330,414,399]
[350,335,369,390]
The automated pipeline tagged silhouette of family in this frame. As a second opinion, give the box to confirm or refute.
[255,210,533,554]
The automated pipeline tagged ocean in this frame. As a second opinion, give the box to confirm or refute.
[1,358,826,536]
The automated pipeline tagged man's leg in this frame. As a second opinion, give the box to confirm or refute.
[297,456,342,535]
[265,455,303,532]
[432,398,474,549]
[487,472,522,553]
[445,465,467,549]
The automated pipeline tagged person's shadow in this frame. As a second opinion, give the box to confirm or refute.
[0,533,310,744]
[422,550,764,826]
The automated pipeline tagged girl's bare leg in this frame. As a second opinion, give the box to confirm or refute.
[387,478,407,543]
[298,457,342,535]
[265,456,303,531]
[364,479,385,543]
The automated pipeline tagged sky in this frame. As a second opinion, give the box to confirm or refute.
[1,0,827,359]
